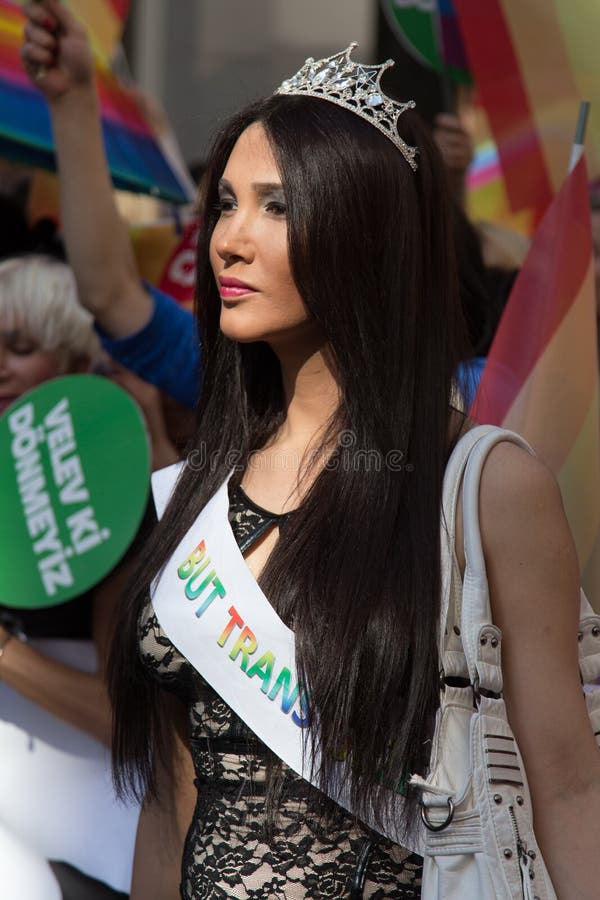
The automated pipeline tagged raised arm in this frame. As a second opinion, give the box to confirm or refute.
[21,0,151,337]
[457,442,600,898]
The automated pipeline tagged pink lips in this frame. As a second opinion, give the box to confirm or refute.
[218,276,257,299]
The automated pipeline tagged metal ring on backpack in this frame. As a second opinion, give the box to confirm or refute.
[420,798,455,832]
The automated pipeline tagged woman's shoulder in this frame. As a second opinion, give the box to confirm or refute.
[450,418,558,508]
[478,438,570,581]
[453,422,568,573]
[477,433,561,527]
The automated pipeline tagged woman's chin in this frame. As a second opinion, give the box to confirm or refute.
[219,309,278,344]
[219,322,271,343]
[219,309,320,349]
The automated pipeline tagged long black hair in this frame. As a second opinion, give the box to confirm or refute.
[108,94,469,833]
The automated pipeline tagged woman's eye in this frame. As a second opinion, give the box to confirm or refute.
[215,198,236,213]
[9,341,36,356]
[265,201,287,217]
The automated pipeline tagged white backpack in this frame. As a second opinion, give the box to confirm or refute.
[410,425,600,899]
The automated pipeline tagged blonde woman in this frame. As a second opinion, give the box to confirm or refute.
[0,254,139,899]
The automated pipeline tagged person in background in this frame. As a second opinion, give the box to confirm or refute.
[0,253,135,899]
[432,111,529,269]
[432,112,525,406]
[0,252,184,900]
[21,0,200,411]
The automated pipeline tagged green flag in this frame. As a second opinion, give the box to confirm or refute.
[0,374,151,609]
[381,0,443,71]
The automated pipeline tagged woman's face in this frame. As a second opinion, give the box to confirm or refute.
[0,326,68,415]
[209,122,321,349]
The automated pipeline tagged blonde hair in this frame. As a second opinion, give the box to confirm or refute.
[0,255,100,364]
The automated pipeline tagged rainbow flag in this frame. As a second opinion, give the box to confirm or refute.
[453,0,600,220]
[12,0,130,61]
[471,155,600,610]
[0,0,189,204]
[467,138,534,236]
[60,0,131,64]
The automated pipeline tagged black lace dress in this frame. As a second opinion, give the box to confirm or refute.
[139,485,423,899]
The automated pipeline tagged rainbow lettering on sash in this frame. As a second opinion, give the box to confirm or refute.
[176,539,309,728]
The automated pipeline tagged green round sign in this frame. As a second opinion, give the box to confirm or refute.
[0,374,151,609]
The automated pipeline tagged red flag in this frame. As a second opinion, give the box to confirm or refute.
[158,220,199,307]
[453,0,553,219]
[471,156,600,609]
[454,0,600,221]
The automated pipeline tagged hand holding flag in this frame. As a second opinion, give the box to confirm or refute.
[22,0,95,101]
[0,0,190,202]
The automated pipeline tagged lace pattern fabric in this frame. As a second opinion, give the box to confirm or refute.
[139,484,423,898]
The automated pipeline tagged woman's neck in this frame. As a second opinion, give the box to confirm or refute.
[241,340,339,513]
[275,342,339,448]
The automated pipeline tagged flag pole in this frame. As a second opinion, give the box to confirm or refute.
[569,100,590,172]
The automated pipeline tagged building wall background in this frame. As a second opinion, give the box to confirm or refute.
[128,0,375,166]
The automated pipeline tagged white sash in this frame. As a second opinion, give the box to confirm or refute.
[151,466,422,854]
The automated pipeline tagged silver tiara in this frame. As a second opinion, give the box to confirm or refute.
[275,42,418,172]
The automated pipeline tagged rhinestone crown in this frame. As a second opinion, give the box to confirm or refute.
[275,42,418,172]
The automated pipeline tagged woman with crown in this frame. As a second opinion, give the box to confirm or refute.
[22,3,600,898]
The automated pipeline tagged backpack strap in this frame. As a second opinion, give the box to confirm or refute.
[439,425,497,661]
[459,429,534,692]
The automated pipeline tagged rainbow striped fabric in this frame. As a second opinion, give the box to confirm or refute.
[0,0,189,204]
[454,0,600,220]
[62,0,131,64]
[466,138,534,236]
[471,155,600,610]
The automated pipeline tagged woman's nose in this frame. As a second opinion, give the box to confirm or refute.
[214,213,255,264]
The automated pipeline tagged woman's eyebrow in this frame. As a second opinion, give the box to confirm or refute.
[218,178,283,195]
[253,182,284,194]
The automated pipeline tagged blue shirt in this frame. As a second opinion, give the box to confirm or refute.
[96,284,201,409]
[456,357,486,409]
